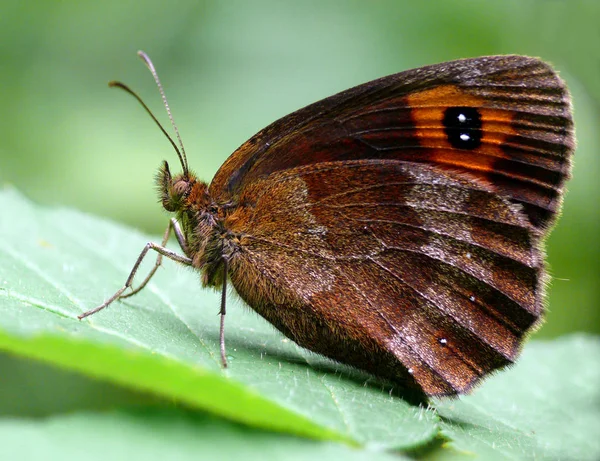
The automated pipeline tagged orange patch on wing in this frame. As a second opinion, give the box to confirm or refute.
[405,85,517,175]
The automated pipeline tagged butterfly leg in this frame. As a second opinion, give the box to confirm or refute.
[119,218,189,299]
[219,257,229,367]
[78,219,192,320]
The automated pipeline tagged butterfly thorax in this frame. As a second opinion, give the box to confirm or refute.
[156,160,230,289]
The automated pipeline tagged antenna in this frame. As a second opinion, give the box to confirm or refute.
[108,81,188,175]
[108,52,189,176]
[137,50,189,176]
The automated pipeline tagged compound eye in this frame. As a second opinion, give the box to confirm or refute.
[173,180,189,197]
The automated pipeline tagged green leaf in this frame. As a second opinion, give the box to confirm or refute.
[1,188,599,459]
[0,409,407,461]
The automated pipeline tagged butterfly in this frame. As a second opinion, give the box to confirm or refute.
[80,53,574,398]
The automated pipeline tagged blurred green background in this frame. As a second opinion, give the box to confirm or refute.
[1,0,598,345]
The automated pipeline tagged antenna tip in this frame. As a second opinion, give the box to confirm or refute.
[137,50,154,71]
[108,81,130,93]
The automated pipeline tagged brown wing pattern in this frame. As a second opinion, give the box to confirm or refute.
[211,55,573,231]
[224,160,543,396]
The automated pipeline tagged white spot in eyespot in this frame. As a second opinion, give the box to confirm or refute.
[439,338,448,345]
[460,133,470,142]
[466,252,472,259]
[470,295,476,302]
[458,113,467,123]
[408,368,414,375]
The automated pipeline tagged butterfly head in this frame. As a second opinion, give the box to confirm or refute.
[156,160,208,213]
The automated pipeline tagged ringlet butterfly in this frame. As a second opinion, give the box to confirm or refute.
[80,52,574,397]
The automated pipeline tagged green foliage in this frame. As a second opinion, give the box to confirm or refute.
[1,190,599,459]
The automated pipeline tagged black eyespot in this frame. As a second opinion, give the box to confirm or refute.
[443,107,482,149]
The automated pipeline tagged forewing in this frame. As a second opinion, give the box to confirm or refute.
[211,55,573,231]
[225,161,543,396]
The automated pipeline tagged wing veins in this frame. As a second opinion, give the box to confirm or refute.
[336,213,536,268]
[377,243,533,312]
[313,201,530,229]
[371,257,515,362]
[354,136,568,161]
[342,106,571,123]
[331,262,458,391]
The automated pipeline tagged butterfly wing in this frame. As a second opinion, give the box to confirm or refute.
[212,56,574,396]
[224,160,543,396]
[211,55,574,231]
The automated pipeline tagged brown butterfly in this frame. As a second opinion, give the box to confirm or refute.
[80,53,574,398]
